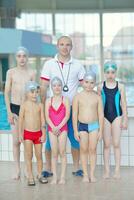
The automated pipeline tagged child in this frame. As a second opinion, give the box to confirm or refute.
[73,72,104,183]
[19,81,48,186]
[98,61,128,179]
[45,77,70,184]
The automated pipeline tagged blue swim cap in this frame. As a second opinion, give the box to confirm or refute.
[25,81,39,93]
[16,46,29,56]
[104,61,117,72]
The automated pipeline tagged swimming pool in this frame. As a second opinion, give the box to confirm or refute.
[0,93,10,130]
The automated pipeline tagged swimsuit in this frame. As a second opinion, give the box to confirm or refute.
[48,96,68,133]
[78,121,99,133]
[10,103,20,116]
[46,107,80,151]
[24,130,42,144]
[101,81,122,123]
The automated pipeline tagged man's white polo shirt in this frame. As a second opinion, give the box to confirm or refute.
[41,55,85,103]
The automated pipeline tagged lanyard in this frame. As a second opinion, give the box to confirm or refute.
[57,61,71,87]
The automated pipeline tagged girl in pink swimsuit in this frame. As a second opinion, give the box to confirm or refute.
[45,77,70,184]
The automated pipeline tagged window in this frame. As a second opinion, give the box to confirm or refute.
[103,13,134,106]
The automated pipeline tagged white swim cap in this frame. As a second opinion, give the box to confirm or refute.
[25,81,39,93]
[51,77,63,87]
[84,71,96,82]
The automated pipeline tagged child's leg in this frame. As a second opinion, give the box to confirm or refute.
[24,140,33,180]
[49,132,58,184]
[103,119,112,179]
[34,144,43,177]
[80,131,89,182]
[11,117,21,179]
[111,117,122,179]
[58,131,67,184]
[89,131,98,182]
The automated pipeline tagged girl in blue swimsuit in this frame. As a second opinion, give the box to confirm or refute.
[98,61,128,179]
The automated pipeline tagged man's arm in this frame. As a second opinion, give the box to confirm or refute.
[40,60,51,103]
[40,79,49,104]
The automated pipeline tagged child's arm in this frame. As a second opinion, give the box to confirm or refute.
[97,95,104,141]
[45,98,56,132]
[40,103,46,143]
[97,83,103,96]
[4,70,14,124]
[120,84,128,129]
[57,97,70,131]
[18,103,25,143]
[72,94,80,142]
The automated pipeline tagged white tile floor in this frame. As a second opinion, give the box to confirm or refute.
[0,162,134,200]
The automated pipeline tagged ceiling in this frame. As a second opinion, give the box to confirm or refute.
[16,0,134,12]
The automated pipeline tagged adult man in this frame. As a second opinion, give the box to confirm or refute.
[40,36,85,176]
[5,47,36,179]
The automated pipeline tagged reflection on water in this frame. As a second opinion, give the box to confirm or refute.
[0,93,10,130]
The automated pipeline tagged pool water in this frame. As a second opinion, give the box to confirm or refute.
[0,93,11,130]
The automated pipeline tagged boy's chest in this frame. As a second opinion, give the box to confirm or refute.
[12,72,32,85]
[79,97,98,108]
[25,105,40,115]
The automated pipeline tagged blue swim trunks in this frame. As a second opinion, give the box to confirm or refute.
[78,121,99,133]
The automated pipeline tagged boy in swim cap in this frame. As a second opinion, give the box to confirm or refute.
[5,46,36,180]
[98,61,128,179]
[19,81,48,186]
[73,71,104,183]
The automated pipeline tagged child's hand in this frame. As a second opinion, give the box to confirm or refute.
[8,112,15,125]
[74,132,80,142]
[19,135,24,143]
[97,131,102,141]
[121,117,128,130]
[52,126,60,135]
[40,134,46,143]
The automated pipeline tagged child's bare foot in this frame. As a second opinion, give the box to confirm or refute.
[50,178,57,184]
[27,178,35,186]
[13,171,21,180]
[24,170,28,178]
[59,178,66,184]
[113,170,120,179]
[103,171,110,179]
[82,176,89,183]
[90,176,97,183]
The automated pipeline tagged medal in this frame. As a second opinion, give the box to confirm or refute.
[63,85,69,92]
